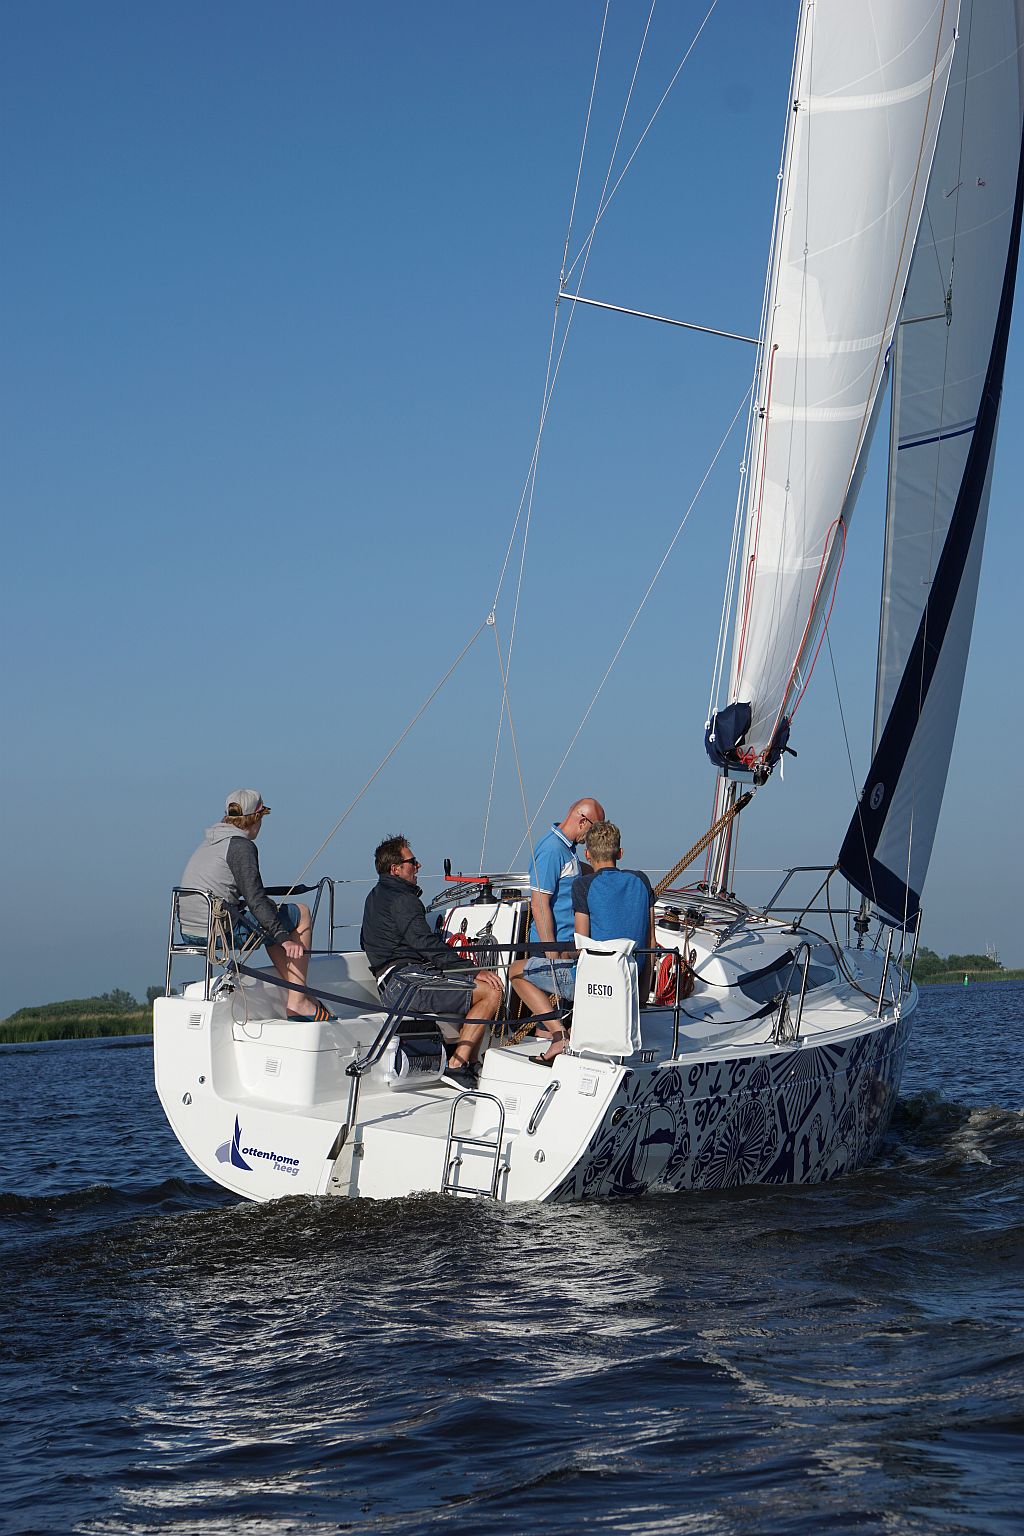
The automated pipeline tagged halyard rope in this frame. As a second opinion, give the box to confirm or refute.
[653,790,753,898]
[482,1,723,869]
[511,384,751,861]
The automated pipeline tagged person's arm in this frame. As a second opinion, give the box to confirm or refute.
[531,890,556,946]
[531,836,575,954]
[226,838,293,945]
[572,873,590,942]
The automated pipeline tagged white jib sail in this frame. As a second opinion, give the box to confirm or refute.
[728,0,958,762]
[861,0,1024,919]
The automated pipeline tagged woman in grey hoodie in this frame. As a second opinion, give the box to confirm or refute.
[179,789,327,1021]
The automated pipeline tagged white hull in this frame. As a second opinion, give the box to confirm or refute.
[155,905,915,1204]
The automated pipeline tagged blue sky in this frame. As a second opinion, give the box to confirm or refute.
[2,1,1021,1014]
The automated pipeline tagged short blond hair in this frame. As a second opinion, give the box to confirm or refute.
[586,820,621,862]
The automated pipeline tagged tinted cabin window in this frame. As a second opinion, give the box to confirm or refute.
[737,956,834,1005]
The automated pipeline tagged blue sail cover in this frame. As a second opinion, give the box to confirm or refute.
[839,0,1024,926]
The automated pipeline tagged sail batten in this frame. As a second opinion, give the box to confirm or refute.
[839,0,1024,925]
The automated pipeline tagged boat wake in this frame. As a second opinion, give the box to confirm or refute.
[0,1176,227,1222]
[889,1091,1024,1162]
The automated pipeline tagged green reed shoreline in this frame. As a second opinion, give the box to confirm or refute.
[0,998,153,1044]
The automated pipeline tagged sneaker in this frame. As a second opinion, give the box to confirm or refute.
[443,1064,479,1091]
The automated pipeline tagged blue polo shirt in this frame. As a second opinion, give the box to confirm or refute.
[571,867,654,953]
[528,824,580,944]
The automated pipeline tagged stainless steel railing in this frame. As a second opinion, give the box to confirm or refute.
[164,876,347,1000]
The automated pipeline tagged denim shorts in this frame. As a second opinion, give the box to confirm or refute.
[522,954,576,1001]
[182,901,301,950]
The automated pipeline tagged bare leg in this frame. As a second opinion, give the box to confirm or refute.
[265,903,314,1015]
[511,961,566,1039]
[449,972,502,1067]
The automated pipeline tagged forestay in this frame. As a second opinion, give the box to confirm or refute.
[721,1,957,767]
[839,0,1024,925]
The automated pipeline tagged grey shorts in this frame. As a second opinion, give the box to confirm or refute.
[379,965,476,1029]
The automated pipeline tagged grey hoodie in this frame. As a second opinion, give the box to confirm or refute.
[178,822,293,944]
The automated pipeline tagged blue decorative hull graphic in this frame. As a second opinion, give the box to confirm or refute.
[549,1015,911,1201]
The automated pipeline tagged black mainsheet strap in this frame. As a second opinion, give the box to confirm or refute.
[228,960,561,1028]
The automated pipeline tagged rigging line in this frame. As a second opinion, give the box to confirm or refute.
[826,630,878,911]
[509,383,751,862]
[485,279,588,860]
[560,0,611,292]
[489,616,538,880]
[563,0,722,287]
[509,0,657,601]
[486,290,583,855]
[582,0,659,270]
[711,319,766,713]
[922,201,950,308]
[706,440,747,718]
[481,8,612,866]
[283,616,490,889]
[482,4,653,867]
[489,1,610,615]
[502,0,655,625]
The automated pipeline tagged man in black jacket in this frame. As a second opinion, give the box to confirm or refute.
[361,834,503,1088]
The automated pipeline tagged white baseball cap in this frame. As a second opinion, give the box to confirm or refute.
[225,789,270,818]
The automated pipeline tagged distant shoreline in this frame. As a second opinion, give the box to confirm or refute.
[0,1011,152,1045]
[2,971,1021,1042]
[917,970,1023,985]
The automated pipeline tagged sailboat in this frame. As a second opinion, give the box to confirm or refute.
[154,1,1024,1202]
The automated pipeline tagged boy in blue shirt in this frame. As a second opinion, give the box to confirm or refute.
[573,820,656,1000]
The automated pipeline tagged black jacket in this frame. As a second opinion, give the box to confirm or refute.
[360,874,473,977]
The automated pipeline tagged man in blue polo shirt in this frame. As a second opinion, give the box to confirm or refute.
[510,796,604,1057]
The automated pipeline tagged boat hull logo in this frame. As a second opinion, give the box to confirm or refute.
[215,1116,300,1176]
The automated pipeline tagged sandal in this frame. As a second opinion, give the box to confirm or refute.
[287,1000,331,1022]
[530,1031,567,1066]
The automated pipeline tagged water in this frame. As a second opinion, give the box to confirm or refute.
[2,985,1022,1536]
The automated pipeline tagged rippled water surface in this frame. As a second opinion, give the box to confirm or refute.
[3,984,1022,1535]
